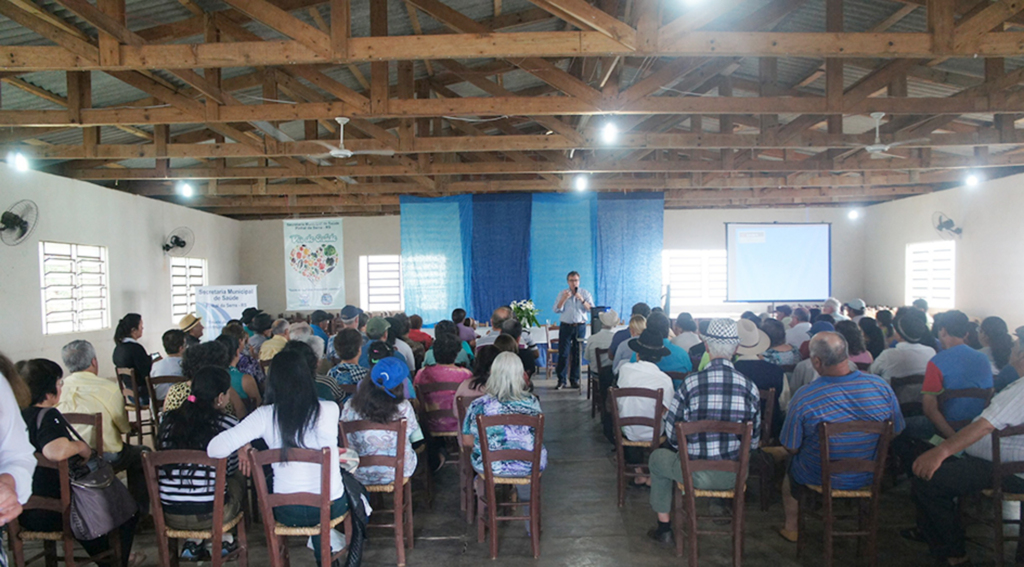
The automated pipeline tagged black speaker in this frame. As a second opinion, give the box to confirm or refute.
[591,306,610,334]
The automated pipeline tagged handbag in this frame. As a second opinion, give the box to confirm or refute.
[35,409,138,541]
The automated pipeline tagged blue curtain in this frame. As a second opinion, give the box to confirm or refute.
[529,193,597,324]
[470,194,531,321]
[596,192,664,317]
[400,195,473,325]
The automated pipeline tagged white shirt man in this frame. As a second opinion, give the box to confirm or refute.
[616,361,673,441]
[869,316,935,405]
[586,311,620,372]
[786,314,812,349]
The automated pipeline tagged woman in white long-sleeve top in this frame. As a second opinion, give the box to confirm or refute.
[208,344,346,565]
[0,353,36,567]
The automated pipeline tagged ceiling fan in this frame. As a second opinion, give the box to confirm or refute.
[846,112,930,159]
[311,118,396,159]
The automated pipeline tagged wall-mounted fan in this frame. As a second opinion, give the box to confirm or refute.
[162,227,195,256]
[932,211,962,239]
[1,199,39,246]
[845,112,931,159]
[311,118,397,159]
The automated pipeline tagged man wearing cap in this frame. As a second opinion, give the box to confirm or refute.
[785,307,812,350]
[615,313,692,380]
[326,305,363,363]
[778,331,904,543]
[178,313,204,349]
[553,271,594,390]
[586,310,619,373]
[869,313,936,407]
[844,299,867,323]
[247,312,273,358]
[359,317,415,371]
[617,328,674,485]
[921,310,994,440]
[774,305,793,322]
[646,318,761,544]
[258,318,291,361]
[309,310,333,351]
[240,307,260,337]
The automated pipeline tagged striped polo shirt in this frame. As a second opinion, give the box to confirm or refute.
[157,413,239,515]
[782,370,905,490]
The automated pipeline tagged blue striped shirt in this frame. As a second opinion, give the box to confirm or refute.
[782,370,904,490]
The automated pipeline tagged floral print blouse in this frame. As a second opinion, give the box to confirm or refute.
[461,394,548,478]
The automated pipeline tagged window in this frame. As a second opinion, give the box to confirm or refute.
[38,242,110,335]
[170,257,207,320]
[360,255,403,312]
[662,249,729,318]
[906,240,955,309]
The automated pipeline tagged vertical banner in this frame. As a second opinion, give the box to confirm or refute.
[530,192,597,325]
[400,195,473,324]
[596,192,664,317]
[196,285,258,339]
[283,219,345,310]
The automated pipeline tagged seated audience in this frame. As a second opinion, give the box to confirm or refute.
[19,358,140,567]
[761,319,801,367]
[858,317,887,360]
[610,303,652,357]
[979,316,1013,373]
[214,333,261,410]
[778,332,904,543]
[179,314,205,349]
[586,310,618,371]
[452,308,478,348]
[164,341,246,419]
[341,357,422,486]
[500,318,538,377]
[908,377,1024,566]
[415,334,473,433]
[309,310,332,352]
[740,311,763,328]
[157,366,243,561]
[327,329,368,399]
[393,314,425,370]
[456,345,500,400]
[246,312,273,358]
[844,298,867,323]
[423,320,473,367]
[475,307,512,349]
[151,329,186,399]
[869,314,935,408]
[876,309,896,342]
[57,340,149,511]
[671,313,701,352]
[359,317,392,367]
[994,344,1024,392]
[222,322,264,387]
[240,307,260,337]
[646,318,760,545]
[785,308,812,349]
[325,305,363,363]
[631,312,693,378]
[786,322,858,404]
[912,298,933,326]
[208,349,347,564]
[613,315,647,373]
[733,319,784,438]
[257,319,290,361]
[112,313,151,404]
[407,315,434,349]
[383,316,417,371]
[836,320,874,366]
[616,329,674,485]
[921,310,994,439]
[821,297,849,322]
[774,305,793,321]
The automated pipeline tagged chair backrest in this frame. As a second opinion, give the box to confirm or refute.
[818,420,893,496]
[546,325,559,348]
[338,419,407,484]
[146,375,189,417]
[338,383,358,396]
[938,388,994,429]
[665,371,688,383]
[758,388,776,445]
[260,359,272,375]
[23,452,72,521]
[117,367,141,405]
[414,381,462,431]
[62,412,103,453]
[609,387,664,450]
[456,394,483,448]
[674,420,753,496]
[143,450,230,546]
[889,374,925,390]
[594,348,609,374]
[476,413,544,483]
[856,362,872,371]
[991,424,1024,496]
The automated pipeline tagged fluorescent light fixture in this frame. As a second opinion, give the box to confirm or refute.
[848,209,860,220]
[601,122,618,144]
[574,174,589,192]
[180,183,194,198]
[9,152,29,172]
[965,174,980,187]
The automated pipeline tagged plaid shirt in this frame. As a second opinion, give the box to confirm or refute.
[664,358,761,460]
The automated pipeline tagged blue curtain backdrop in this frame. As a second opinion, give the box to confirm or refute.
[529,192,597,324]
[400,195,473,325]
[470,194,531,320]
[596,192,664,317]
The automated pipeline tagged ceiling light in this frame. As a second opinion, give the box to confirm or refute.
[9,152,29,172]
[965,174,980,187]
[848,209,860,220]
[179,183,194,198]
[601,122,619,144]
[574,174,589,192]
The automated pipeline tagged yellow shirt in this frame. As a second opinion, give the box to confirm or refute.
[56,371,130,454]
[259,335,288,361]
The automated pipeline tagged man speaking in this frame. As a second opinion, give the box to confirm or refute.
[553,270,593,390]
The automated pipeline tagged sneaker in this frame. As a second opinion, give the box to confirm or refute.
[554,383,566,390]
[220,540,238,557]
[181,541,208,561]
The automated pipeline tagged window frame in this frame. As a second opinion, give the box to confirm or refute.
[170,256,208,321]
[905,240,956,309]
[359,254,404,312]
[38,241,110,335]
[661,248,731,319]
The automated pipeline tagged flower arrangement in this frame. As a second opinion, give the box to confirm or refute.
[510,299,541,328]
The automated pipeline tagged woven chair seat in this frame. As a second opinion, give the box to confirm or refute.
[166,512,244,539]
[807,484,872,498]
[621,435,666,448]
[273,512,348,536]
[982,489,1024,501]
[431,431,459,438]
[494,475,538,486]
[18,531,63,541]
[675,482,742,498]
[364,476,411,493]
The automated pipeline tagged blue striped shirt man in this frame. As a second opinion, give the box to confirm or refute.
[782,370,905,490]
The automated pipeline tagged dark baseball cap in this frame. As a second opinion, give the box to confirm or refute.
[340,305,363,320]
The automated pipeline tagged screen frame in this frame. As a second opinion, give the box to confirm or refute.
[724,221,833,303]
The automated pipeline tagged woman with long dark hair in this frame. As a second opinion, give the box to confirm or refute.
[158,366,244,560]
[858,317,887,360]
[980,316,1014,372]
[163,342,247,419]
[208,349,346,564]
[112,313,151,403]
[456,344,499,399]
[214,334,262,410]
[836,321,874,365]
[876,310,896,342]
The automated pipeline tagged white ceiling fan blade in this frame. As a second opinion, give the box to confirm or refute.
[352,149,397,156]
[886,137,931,148]
[869,151,906,159]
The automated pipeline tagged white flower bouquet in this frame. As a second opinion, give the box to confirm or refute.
[510,299,541,328]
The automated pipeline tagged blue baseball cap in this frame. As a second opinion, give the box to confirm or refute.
[809,321,835,336]
[370,356,408,398]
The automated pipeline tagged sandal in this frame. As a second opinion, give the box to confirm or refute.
[778,528,798,543]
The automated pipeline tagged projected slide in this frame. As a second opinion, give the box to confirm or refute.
[726,223,831,302]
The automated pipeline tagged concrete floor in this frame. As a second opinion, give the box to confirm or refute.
[24,378,1015,567]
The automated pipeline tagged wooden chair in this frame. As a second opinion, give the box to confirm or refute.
[750,388,777,511]
[796,420,894,567]
[8,413,120,567]
[142,450,248,567]
[414,381,462,441]
[338,383,358,397]
[475,413,545,559]
[339,419,413,567]
[672,420,753,566]
[890,374,926,417]
[456,394,484,524]
[984,423,1024,567]
[588,348,609,418]
[249,447,352,567]
[856,362,873,372]
[117,367,154,446]
[145,375,189,421]
[544,325,559,380]
[939,387,994,430]
[259,359,272,376]
[609,387,665,507]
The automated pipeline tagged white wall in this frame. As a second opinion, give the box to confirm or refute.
[239,216,401,317]
[0,165,242,371]
[863,173,1024,325]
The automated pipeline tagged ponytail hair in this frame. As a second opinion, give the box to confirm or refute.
[114,313,142,343]
[158,366,231,451]
[982,316,1013,370]
[264,349,321,452]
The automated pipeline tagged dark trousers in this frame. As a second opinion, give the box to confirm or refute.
[912,455,1024,559]
[555,323,586,386]
[19,510,138,567]
[273,497,349,565]
[105,444,150,514]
